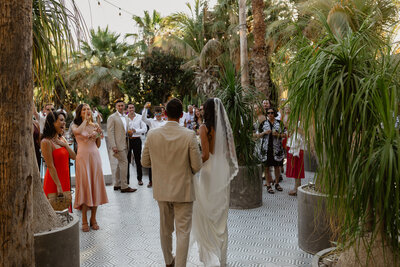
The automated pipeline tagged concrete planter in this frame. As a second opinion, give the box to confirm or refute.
[304,150,318,172]
[298,184,333,254]
[34,213,80,267]
[312,247,337,267]
[230,165,263,209]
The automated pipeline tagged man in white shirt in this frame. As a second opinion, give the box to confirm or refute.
[142,103,167,187]
[126,103,147,186]
[183,105,195,129]
[142,103,167,130]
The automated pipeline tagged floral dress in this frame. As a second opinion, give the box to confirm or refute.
[259,119,286,166]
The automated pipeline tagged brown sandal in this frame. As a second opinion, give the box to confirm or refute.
[288,190,297,196]
[82,223,90,232]
[90,221,100,230]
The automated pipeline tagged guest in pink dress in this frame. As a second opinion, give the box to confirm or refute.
[71,104,108,232]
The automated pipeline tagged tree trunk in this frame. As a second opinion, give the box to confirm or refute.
[0,0,34,265]
[239,0,250,89]
[251,0,271,99]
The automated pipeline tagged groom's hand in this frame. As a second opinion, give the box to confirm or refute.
[112,147,118,153]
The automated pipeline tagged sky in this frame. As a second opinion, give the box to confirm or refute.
[73,0,217,42]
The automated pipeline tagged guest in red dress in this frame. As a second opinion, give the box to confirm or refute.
[41,111,76,207]
[286,121,305,196]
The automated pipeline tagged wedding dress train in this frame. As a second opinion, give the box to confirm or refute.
[191,98,238,267]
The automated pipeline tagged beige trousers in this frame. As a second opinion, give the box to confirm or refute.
[111,149,128,189]
[157,201,193,267]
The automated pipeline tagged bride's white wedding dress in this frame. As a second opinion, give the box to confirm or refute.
[191,99,238,267]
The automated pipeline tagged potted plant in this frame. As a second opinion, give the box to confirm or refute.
[287,4,400,265]
[217,59,262,209]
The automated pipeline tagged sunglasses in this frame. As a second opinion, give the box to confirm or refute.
[155,112,162,116]
[267,112,274,115]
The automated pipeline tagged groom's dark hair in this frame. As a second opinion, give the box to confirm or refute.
[166,98,183,119]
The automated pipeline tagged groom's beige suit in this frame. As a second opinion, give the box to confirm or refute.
[107,111,129,189]
[141,121,202,267]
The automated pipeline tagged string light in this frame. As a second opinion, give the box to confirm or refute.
[97,0,135,17]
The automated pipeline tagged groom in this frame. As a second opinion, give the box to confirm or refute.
[141,98,202,267]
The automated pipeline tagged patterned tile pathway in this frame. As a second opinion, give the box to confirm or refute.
[76,168,314,267]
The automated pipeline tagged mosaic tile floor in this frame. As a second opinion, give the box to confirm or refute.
[75,167,314,267]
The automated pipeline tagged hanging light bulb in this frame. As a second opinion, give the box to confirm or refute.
[204,38,206,41]
[98,1,100,5]
[194,37,197,41]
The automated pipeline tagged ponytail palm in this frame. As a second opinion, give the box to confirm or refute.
[287,16,400,265]
[33,0,82,104]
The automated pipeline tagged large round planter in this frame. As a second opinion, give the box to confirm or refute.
[298,184,333,254]
[34,213,80,267]
[304,150,318,172]
[229,164,263,209]
[312,247,337,267]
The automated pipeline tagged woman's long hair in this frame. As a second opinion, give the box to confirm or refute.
[42,111,65,139]
[203,98,215,134]
[73,103,92,126]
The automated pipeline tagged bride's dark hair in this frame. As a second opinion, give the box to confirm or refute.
[203,98,215,133]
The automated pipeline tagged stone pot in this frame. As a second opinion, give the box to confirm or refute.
[298,184,333,254]
[34,213,80,267]
[312,247,337,267]
[229,164,263,209]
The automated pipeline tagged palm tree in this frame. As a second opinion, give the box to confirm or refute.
[127,10,164,54]
[251,0,271,97]
[68,27,132,105]
[33,0,84,104]
[239,0,250,88]
[1,0,80,264]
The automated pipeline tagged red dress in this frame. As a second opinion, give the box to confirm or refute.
[286,147,305,179]
[43,146,71,196]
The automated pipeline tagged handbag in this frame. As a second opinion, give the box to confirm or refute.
[48,191,72,211]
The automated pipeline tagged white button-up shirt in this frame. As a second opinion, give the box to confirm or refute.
[39,111,46,134]
[127,113,147,137]
[142,108,167,129]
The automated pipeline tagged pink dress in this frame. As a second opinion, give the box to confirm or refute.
[74,126,108,210]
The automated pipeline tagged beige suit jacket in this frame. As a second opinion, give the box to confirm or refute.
[141,121,202,202]
[106,112,128,151]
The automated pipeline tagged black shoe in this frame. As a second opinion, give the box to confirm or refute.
[138,181,143,186]
[113,186,121,191]
[275,183,283,191]
[147,182,152,188]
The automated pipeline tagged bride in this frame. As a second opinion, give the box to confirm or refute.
[192,98,239,266]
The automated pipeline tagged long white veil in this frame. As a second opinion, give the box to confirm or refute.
[191,98,239,267]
